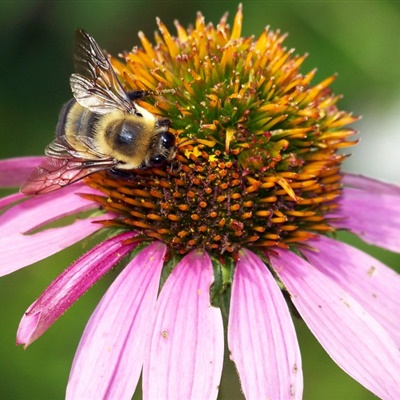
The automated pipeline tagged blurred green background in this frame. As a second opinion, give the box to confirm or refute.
[1,1,400,399]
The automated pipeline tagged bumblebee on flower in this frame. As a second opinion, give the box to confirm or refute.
[1,4,400,399]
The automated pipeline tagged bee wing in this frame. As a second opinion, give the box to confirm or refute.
[70,29,134,115]
[45,134,108,160]
[20,157,116,195]
[21,136,117,195]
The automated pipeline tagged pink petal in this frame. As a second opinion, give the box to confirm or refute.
[0,183,100,235]
[0,156,44,187]
[343,173,400,195]
[0,184,108,276]
[0,215,108,276]
[17,231,137,347]
[303,236,400,346]
[143,250,224,400]
[67,241,166,400]
[331,175,400,253]
[269,249,400,400]
[0,192,24,210]
[228,249,303,399]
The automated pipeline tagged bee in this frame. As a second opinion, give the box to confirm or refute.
[21,29,176,195]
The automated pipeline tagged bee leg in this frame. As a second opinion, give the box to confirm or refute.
[108,168,134,179]
[127,88,177,101]
[127,90,150,101]
[156,118,171,128]
[168,160,182,174]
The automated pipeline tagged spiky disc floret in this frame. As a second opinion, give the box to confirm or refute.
[84,6,358,257]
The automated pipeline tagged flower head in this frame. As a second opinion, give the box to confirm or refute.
[88,6,357,257]
[1,5,400,399]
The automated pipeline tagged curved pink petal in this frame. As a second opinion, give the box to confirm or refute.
[17,231,137,347]
[303,236,400,346]
[0,215,109,276]
[0,183,100,235]
[228,249,303,399]
[143,250,224,400]
[269,249,400,400]
[0,156,44,187]
[331,175,400,253]
[0,192,24,210]
[67,241,166,400]
[343,173,400,195]
[0,184,108,276]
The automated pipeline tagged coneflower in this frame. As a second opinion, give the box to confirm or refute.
[1,5,399,399]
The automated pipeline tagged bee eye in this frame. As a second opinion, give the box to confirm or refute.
[160,132,175,148]
[150,154,167,167]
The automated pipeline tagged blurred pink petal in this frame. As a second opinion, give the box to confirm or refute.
[0,184,108,276]
[331,175,400,253]
[17,231,137,347]
[269,249,400,400]
[228,249,303,399]
[303,236,400,346]
[0,156,44,187]
[343,173,400,195]
[143,250,224,400]
[67,241,166,400]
